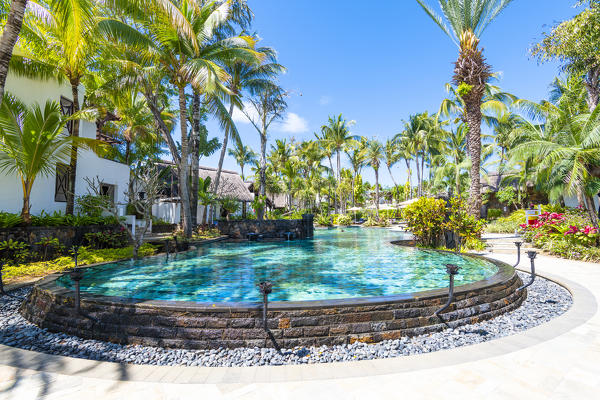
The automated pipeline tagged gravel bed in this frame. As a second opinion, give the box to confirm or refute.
[0,272,571,367]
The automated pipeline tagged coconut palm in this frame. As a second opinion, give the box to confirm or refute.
[384,138,400,191]
[395,113,429,196]
[228,142,256,181]
[100,0,260,235]
[509,76,600,227]
[365,139,384,215]
[320,114,356,195]
[416,0,515,216]
[15,0,100,214]
[0,0,28,105]
[0,94,102,222]
[241,83,287,206]
[213,46,284,194]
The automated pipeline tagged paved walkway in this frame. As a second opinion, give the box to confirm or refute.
[0,252,599,399]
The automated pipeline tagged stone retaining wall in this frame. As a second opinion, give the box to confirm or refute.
[20,262,525,349]
[0,225,121,251]
[218,214,314,240]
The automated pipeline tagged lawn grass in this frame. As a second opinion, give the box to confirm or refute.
[4,243,157,284]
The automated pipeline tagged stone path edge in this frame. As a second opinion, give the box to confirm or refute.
[0,268,594,385]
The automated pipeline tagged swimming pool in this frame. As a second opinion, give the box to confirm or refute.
[56,227,498,303]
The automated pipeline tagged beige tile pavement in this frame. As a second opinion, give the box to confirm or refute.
[0,253,598,399]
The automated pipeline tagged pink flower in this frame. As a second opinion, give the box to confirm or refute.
[564,226,579,235]
[582,226,598,235]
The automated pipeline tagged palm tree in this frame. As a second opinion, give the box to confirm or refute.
[417,0,515,216]
[365,139,384,215]
[510,75,600,227]
[213,46,284,195]
[384,138,400,191]
[0,94,102,222]
[100,0,260,235]
[16,0,99,214]
[241,83,287,207]
[345,137,368,207]
[321,114,356,212]
[432,125,469,196]
[228,142,257,181]
[395,113,429,196]
[0,0,28,105]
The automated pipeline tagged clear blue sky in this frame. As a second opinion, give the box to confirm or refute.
[200,0,583,187]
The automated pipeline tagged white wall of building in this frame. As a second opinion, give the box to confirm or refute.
[563,195,600,211]
[0,74,130,215]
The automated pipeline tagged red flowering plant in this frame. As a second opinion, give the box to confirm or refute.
[560,225,598,247]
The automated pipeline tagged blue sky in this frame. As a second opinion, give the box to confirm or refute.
[201,0,583,187]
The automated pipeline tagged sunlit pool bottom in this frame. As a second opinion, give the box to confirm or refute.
[21,229,526,349]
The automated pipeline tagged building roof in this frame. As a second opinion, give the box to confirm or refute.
[198,166,254,202]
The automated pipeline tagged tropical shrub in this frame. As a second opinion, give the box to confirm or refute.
[84,228,129,249]
[336,214,352,226]
[76,195,107,218]
[487,208,503,220]
[403,197,447,247]
[0,212,23,228]
[445,197,486,251]
[2,244,157,282]
[363,216,390,227]
[220,197,240,221]
[35,237,64,261]
[316,214,333,227]
[0,239,31,265]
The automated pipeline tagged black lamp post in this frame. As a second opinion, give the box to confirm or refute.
[258,281,282,354]
[517,251,537,292]
[513,241,523,268]
[434,264,461,317]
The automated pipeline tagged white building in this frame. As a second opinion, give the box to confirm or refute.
[0,74,130,215]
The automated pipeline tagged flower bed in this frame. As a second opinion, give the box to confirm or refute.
[520,209,600,262]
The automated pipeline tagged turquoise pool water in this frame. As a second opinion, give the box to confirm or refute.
[57,228,498,303]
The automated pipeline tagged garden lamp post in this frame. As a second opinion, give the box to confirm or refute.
[517,251,537,292]
[434,264,461,318]
[258,281,282,354]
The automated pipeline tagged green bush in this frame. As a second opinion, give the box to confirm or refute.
[403,197,447,247]
[0,239,31,265]
[487,208,503,220]
[446,197,486,250]
[0,212,23,228]
[336,214,352,226]
[3,243,157,282]
[316,214,333,227]
[84,229,129,249]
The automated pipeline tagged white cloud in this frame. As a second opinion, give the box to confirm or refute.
[231,101,257,124]
[279,112,309,133]
[319,96,332,106]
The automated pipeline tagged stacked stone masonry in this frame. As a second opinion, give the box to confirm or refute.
[20,271,525,349]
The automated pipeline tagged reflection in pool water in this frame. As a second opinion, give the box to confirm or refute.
[57,228,498,303]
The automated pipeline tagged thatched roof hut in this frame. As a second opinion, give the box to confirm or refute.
[198,166,254,202]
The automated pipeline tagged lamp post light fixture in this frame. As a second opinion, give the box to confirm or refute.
[258,281,282,354]
[517,251,538,292]
[434,264,461,318]
[513,241,523,268]
[68,266,84,314]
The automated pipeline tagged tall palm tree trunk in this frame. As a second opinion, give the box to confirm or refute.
[258,130,267,220]
[190,92,201,225]
[0,0,27,107]
[374,168,380,217]
[336,150,341,214]
[213,101,234,196]
[415,156,421,197]
[404,159,412,197]
[177,86,192,237]
[66,81,81,215]
[465,100,483,217]
[585,67,600,111]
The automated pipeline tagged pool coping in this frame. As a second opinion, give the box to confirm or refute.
[0,267,593,384]
[30,244,515,312]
